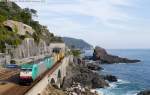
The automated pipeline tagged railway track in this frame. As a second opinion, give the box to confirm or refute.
[0,69,19,80]
[0,58,63,95]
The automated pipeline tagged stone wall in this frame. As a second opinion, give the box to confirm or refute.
[12,38,48,59]
[0,53,11,65]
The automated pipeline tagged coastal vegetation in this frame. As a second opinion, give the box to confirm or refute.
[0,26,21,52]
[71,49,81,57]
[0,2,63,52]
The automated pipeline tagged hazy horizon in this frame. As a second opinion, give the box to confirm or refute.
[16,0,150,49]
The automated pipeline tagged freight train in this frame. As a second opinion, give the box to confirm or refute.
[19,47,65,84]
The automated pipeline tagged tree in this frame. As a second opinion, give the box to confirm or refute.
[24,8,37,17]
[20,10,32,25]
[30,9,37,17]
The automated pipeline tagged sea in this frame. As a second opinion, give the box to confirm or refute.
[84,49,150,95]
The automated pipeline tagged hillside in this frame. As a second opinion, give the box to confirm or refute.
[62,37,92,49]
[0,2,63,52]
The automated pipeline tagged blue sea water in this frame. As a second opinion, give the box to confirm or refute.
[85,49,150,95]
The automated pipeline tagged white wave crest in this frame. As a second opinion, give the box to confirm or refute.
[109,82,118,89]
[117,79,130,84]
[96,79,133,95]
[125,90,139,95]
[107,79,130,89]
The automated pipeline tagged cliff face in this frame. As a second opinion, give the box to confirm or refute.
[93,46,140,63]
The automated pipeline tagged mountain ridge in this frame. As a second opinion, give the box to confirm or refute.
[62,37,93,49]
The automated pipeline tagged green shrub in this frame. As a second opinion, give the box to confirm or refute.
[71,50,81,57]
[0,15,7,23]
[0,26,22,52]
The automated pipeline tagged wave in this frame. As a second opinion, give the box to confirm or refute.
[96,79,133,95]
[109,82,118,89]
[125,90,138,95]
[96,89,138,95]
[108,79,130,89]
[117,79,130,84]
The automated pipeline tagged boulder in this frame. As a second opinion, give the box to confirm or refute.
[87,63,102,71]
[104,75,117,82]
[91,75,109,88]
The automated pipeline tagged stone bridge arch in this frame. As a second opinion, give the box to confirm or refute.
[47,57,70,88]
[56,69,62,88]
[58,69,61,79]
[50,78,55,85]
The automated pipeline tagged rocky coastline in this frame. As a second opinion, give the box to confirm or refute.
[61,57,118,95]
[42,57,118,95]
[43,46,141,95]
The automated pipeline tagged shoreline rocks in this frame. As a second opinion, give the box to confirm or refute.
[62,57,118,89]
[62,60,109,89]
[43,57,119,95]
[86,63,102,71]
[60,57,112,95]
[137,90,150,95]
[93,46,140,64]
[42,57,118,95]
[65,82,100,95]
[103,75,117,82]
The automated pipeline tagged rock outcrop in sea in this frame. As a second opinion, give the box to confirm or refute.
[93,46,140,63]
[103,75,117,82]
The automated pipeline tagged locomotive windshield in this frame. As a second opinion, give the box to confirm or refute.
[21,68,32,71]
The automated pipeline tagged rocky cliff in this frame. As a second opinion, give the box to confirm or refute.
[56,57,118,95]
[93,46,140,63]
[62,57,118,89]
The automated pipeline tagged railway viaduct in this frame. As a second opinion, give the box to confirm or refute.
[47,55,72,88]
[25,55,74,95]
[48,43,71,87]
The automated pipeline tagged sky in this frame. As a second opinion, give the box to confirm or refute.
[16,0,150,49]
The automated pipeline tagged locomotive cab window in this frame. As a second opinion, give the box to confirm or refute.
[21,68,32,71]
